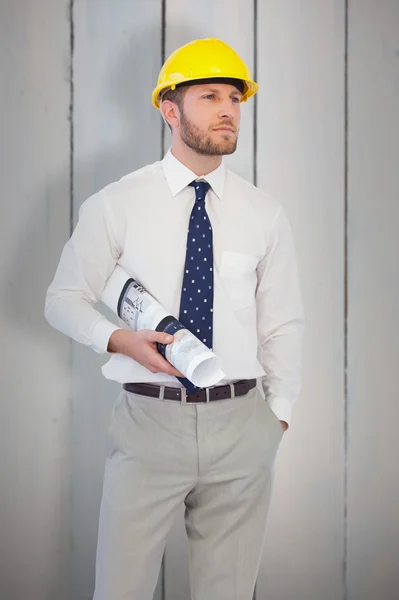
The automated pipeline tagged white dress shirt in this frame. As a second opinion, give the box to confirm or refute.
[45,149,305,425]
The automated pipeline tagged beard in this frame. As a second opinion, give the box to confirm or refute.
[179,108,238,156]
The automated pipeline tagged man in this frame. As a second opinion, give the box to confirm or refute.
[45,37,305,600]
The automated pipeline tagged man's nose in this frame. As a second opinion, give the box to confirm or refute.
[217,110,235,121]
[217,101,236,121]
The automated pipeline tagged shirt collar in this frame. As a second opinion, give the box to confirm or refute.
[161,148,225,200]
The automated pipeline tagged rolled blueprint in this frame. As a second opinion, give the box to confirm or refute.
[101,265,225,388]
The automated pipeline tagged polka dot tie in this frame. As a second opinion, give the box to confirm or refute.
[178,180,213,392]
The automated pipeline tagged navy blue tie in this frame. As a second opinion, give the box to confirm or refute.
[178,180,213,392]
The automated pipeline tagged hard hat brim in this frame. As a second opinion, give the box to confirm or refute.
[152,76,259,109]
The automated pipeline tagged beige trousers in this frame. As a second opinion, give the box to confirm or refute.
[93,383,284,600]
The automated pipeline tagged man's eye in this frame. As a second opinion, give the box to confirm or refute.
[232,97,240,103]
[204,94,214,99]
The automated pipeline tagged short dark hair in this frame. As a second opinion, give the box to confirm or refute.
[161,85,188,131]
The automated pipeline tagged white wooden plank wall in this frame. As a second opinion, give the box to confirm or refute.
[0,1,71,599]
[347,2,399,599]
[1,1,398,599]
[256,2,346,599]
[71,2,163,598]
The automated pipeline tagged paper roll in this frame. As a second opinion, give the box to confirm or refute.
[101,265,225,388]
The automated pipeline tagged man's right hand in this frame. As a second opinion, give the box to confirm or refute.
[107,329,184,378]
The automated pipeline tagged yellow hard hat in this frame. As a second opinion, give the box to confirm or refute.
[152,37,259,109]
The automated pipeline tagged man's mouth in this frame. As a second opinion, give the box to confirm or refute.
[213,127,235,133]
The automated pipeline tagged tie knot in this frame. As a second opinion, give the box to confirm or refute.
[189,180,210,201]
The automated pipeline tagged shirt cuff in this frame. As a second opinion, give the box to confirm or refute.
[266,397,293,428]
[91,318,121,354]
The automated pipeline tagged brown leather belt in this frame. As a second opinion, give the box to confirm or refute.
[122,379,257,403]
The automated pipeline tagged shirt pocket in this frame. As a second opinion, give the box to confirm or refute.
[219,251,259,310]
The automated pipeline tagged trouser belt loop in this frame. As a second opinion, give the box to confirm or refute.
[159,385,165,401]
[180,387,187,404]
[229,383,235,399]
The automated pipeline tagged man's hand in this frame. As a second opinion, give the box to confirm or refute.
[280,420,288,433]
[107,329,184,378]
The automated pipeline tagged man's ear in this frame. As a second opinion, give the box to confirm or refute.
[160,100,180,129]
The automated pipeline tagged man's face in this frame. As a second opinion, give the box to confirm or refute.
[177,83,242,156]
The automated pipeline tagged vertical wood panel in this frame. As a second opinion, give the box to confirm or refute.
[163,3,255,598]
[164,0,255,181]
[257,2,346,598]
[0,1,71,599]
[347,2,399,598]
[72,1,163,598]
